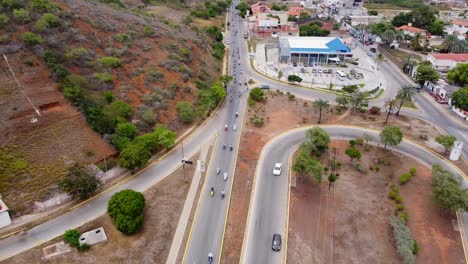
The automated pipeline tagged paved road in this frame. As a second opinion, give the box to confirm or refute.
[241,125,467,264]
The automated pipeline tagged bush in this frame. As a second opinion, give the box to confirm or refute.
[400,211,409,222]
[399,173,412,184]
[94,72,113,83]
[143,25,154,37]
[0,13,9,28]
[103,91,114,103]
[345,147,361,161]
[432,164,468,212]
[389,216,416,264]
[98,56,122,68]
[59,163,100,199]
[30,0,58,12]
[355,138,364,145]
[65,48,89,60]
[396,204,404,211]
[141,108,157,125]
[107,189,146,234]
[413,240,418,255]
[21,32,44,45]
[252,116,264,127]
[249,88,265,102]
[2,0,20,9]
[348,139,356,146]
[78,243,91,251]
[176,101,195,123]
[409,167,416,176]
[119,143,151,170]
[64,229,81,248]
[35,13,60,31]
[369,106,380,115]
[13,9,31,24]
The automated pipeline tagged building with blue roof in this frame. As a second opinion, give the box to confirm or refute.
[279,36,352,65]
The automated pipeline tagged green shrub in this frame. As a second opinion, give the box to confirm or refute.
[78,243,91,251]
[409,167,416,176]
[389,216,416,264]
[107,189,146,234]
[413,240,418,255]
[103,91,114,103]
[119,143,151,170]
[94,72,113,83]
[2,0,20,10]
[65,47,89,60]
[389,190,399,200]
[143,25,154,37]
[141,108,157,125]
[51,64,69,81]
[13,9,31,24]
[248,98,256,107]
[399,173,412,184]
[391,185,400,193]
[147,67,164,82]
[35,13,60,31]
[30,0,58,12]
[349,139,357,146]
[400,211,409,221]
[115,33,130,42]
[21,32,44,45]
[176,101,195,123]
[252,117,264,127]
[98,56,121,68]
[0,13,9,28]
[396,204,404,211]
[355,138,364,145]
[375,166,380,172]
[63,229,81,248]
[249,88,265,102]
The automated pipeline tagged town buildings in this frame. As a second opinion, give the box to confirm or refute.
[427,53,468,72]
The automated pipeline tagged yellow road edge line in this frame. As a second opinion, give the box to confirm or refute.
[181,134,218,264]
[219,99,247,263]
[283,152,293,264]
[457,210,468,264]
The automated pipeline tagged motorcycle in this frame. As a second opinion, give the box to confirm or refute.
[221,190,225,199]
[233,124,236,131]
[230,145,233,151]
[229,96,233,103]
[208,253,214,264]
[216,168,220,175]
[224,124,228,131]
[235,112,239,118]
[210,187,214,197]
[224,172,228,181]
[223,144,226,150]
[238,91,241,97]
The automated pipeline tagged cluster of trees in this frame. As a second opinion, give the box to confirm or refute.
[380,126,403,149]
[197,81,227,114]
[206,26,225,60]
[249,87,265,102]
[190,0,231,20]
[432,164,468,213]
[271,3,288,11]
[440,35,468,54]
[392,6,444,36]
[235,1,249,18]
[447,63,468,87]
[293,128,330,183]
[335,88,369,114]
[107,189,146,234]
[287,74,303,83]
[415,61,439,85]
[383,86,416,125]
[450,86,468,111]
[59,163,101,200]
[299,21,330,37]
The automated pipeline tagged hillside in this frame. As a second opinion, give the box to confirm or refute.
[0,0,225,216]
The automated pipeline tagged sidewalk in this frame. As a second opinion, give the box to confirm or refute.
[165,136,213,264]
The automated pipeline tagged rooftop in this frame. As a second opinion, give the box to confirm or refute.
[452,20,468,27]
[430,53,468,61]
[396,25,427,33]
[282,37,351,54]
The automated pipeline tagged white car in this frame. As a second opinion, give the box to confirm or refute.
[273,163,282,176]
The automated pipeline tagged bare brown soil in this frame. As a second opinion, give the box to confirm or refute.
[4,153,199,264]
[288,141,464,263]
[222,91,466,263]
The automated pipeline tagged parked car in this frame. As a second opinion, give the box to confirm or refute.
[272,234,282,251]
[312,69,317,73]
[300,68,305,73]
[273,163,282,176]
[323,69,329,74]
[260,85,271,90]
[328,69,333,74]
[292,62,297,67]
[370,47,376,53]
[318,69,323,73]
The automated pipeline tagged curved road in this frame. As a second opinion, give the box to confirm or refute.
[241,125,467,264]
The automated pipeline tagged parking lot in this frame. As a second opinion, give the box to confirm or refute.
[254,40,386,92]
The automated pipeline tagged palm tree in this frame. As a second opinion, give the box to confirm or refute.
[395,86,416,116]
[450,39,468,53]
[384,99,397,125]
[410,33,422,51]
[312,99,330,124]
[441,35,460,52]
[381,29,395,46]
[375,53,384,70]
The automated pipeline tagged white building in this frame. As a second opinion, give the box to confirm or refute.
[445,20,468,40]
[427,53,468,72]
[0,199,11,229]
[349,15,383,26]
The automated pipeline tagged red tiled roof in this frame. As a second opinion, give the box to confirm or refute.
[430,53,468,61]
[396,25,426,33]
[452,20,468,27]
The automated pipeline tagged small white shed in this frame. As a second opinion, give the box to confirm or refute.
[0,199,12,228]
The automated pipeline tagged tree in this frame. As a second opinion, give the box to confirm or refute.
[176,101,195,123]
[381,29,396,45]
[300,24,330,36]
[13,9,31,24]
[370,21,393,35]
[363,133,374,145]
[375,53,384,69]
[440,35,468,53]
[219,75,234,89]
[115,122,137,139]
[432,164,468,213]
[435,135,457,153]
[21,32,44,45]
[368,10,378,16]
[411,5,437,29]
[415,61,439,85]
[59,163,101,200]
[335,95,349,108]
[305,127,330,155]
[447,64,468,87]
[235,1,249,17]
[342,84,359,93]
[427,20,444,36]
[392,12,412,27]
[395,86,416,116]
[271,3,281,11]
[288,75,303,83]
[119,143,151,170]
[0,13,9,28]
[380,126,403,149]
[107,189,146,234]
[450,87,468,111]
[410,33,422,51]
[249,87,265,102]
[293,149,323,183]
[103,91,114,103]
[328,173,337,190]
[350,92,367,114]
[312,99,329,124]
[64,229,81,248]
[345,147,361,161]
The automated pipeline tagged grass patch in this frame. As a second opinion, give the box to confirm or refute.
[385,48,422,62]
[402,99,417,109]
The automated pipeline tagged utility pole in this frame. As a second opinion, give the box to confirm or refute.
[3,54,41,117]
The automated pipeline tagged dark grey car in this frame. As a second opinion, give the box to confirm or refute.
[272,234,281,251]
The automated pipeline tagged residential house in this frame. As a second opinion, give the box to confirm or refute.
[0,199,11,229]
[288,6,304,18]
[427,53,468,72]
[445,20,468,40]
[423,79,459,102]
[251,2,270,16]
[396,25,429,38]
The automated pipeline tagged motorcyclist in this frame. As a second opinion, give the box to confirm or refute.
[223,143,226,149]
[208,252,213,263]
[238,91,241,97]
[224,124,228,131]
[235,112,239,118]
[216,168,220,175]
[221,190,225,199]
[233,124,236,131]
[230,144,233,151]
[210,187,214,197]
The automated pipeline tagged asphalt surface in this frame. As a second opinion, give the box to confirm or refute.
[241,125,467,264]
[0,3,466,263]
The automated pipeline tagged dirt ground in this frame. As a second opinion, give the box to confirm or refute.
[288,141,464,264]
[4,153,199,264]
[221,90,467,263]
